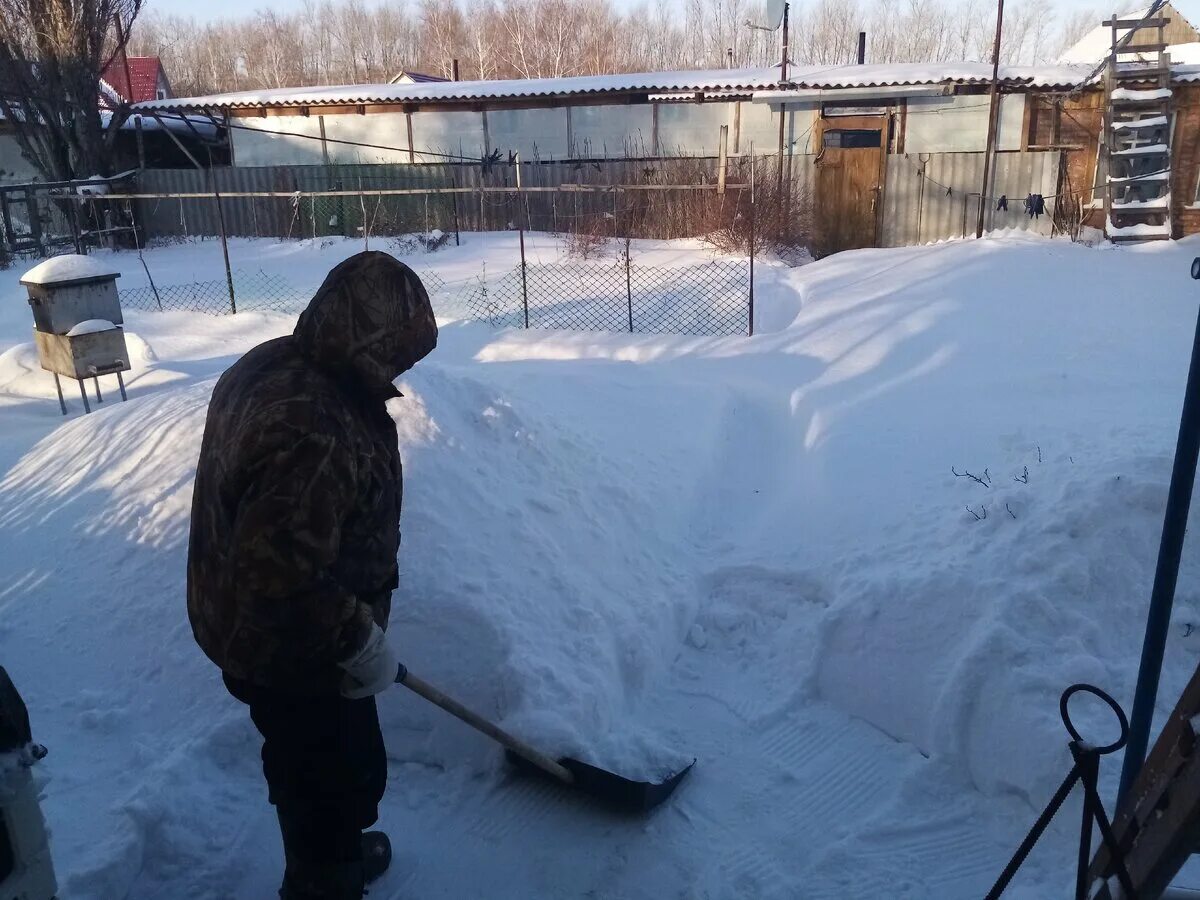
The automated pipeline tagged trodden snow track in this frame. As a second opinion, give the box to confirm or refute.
[3,232,1200,897]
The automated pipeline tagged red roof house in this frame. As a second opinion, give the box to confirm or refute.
[100,56,172,107]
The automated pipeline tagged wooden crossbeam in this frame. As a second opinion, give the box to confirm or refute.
[1104,16,1171,28]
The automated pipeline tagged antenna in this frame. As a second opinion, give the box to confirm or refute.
[746,0,786,31]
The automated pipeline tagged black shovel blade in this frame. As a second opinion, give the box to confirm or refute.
[505,749,695,813]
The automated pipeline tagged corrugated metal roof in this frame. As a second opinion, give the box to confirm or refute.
[791,62,1091,89]
[133,66,785,111]
[132,61,1104,113]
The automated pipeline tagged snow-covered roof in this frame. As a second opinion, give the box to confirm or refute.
[1165,41,1200,63]
[108,111,222,138]
[20,254,120,287]
[132,62,1094,113]
[784,62,1089,90]
[1059,4,1200,64]
[133,66,785,111]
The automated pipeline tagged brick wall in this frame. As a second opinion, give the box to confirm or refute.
[1172,84,1200,238]
[1026,91,1105,229]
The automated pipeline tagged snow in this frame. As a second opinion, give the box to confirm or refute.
[19,254,120,286]
[132,66,786,111]
[1112,87,1173,100]
[1112,194,1171,209]
[135,63,1090,113]
[1166,42,1200,65]
[1112,142,1169,155]
[1110,169,1170,182]
[1112,115,1169,129]
[106,112,222,138]
[1059,5,1200,64]
[65,319,118,337]
[1107,218,1171,236]
[4,232,1200,897]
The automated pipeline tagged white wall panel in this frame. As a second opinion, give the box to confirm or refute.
[410,110,485,160]
[488,107,569,160]
[232,116,326,166]
[569,105,654,157]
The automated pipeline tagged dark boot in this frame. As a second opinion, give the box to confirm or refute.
[277,811,366,900]
[279,859,365,900]
[361,831,391,884]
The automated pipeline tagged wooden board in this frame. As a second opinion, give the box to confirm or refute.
[1088,660,1200,898]
[813,116,886,256]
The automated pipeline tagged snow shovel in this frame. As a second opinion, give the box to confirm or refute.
[394,663,693,813]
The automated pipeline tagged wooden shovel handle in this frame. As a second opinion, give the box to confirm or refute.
[395,664,575,785]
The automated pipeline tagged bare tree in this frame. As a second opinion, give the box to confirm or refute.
[127,0,1095,98]
[0,0,144,180]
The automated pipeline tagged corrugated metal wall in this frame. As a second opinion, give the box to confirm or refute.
[134,157,753,241]
[880,151,1061,246]
[134,151,1050,249]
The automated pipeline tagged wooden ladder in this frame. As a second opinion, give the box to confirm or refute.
[1103,10,1174,243]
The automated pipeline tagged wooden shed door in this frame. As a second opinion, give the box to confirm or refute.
[814,116,887,256]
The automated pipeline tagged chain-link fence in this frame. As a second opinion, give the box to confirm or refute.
[118,255,752,337]
[441,259,751,335]
[102,177,762,337]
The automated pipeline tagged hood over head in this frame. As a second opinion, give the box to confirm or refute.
[294,251,438,396]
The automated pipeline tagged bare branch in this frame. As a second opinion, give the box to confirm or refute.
[953,466,992,488]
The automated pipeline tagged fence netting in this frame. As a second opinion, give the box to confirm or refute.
[118,254,751,337]
[105,178,767,336]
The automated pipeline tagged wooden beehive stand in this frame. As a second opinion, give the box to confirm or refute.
[1104,10,1175,243]
[1088,660,1200,897]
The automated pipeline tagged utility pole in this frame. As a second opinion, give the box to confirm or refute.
[776,1,790,192]
[976,0,1005,239]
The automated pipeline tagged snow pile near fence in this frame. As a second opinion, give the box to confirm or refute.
[1,232,1199,898]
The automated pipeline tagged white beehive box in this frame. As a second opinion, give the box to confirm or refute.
[21,255,122,335]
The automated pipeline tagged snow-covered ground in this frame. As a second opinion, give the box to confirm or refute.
[2,231,1200,898]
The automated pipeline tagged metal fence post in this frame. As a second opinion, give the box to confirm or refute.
[748,163,756,337]
[213,187,237,314]
[452,174,461,246]
[624,237,633,332]
[359,177,369,251]
[515,154,529,328]
[1118,263,1200,806]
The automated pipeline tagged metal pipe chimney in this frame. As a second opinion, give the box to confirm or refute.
[452,58,460,81]
[857,31,866,64]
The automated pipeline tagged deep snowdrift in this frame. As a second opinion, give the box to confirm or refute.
[1,232,1199,898]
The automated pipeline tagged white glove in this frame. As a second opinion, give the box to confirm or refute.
[338,623,398,700]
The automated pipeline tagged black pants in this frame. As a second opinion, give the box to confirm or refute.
[224,673,387,865]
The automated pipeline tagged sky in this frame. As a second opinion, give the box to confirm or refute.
[143,0,1200,40]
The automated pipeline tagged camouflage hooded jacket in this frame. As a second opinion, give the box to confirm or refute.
[187,252,437,695]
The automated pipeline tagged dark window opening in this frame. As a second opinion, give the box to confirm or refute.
[823,129,882,149]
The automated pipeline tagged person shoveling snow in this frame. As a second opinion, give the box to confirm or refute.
[186,252,438,900]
